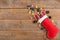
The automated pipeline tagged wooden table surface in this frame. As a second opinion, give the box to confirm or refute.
[0,0,60,40]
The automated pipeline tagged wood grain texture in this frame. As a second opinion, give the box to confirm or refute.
[0,9,60,20]
[0,20,46,40]
[0,0,60,40]
[0,20,40,31]
[42,0,60,9]
[0,9,31,20]
[45,9,60,20]
[0,0,10,8]
[0,0,28,8]
[0,20,59,40]
[0,31,45,40]
[0,0,60,8]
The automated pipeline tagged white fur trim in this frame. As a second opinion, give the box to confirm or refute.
[38,15,48,23]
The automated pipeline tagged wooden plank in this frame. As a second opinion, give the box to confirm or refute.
[0,9,31,20]
[0,0,10,8]
[26,0,44,8]
[0,0,60,8]
[0,20,45,40]
[0,20,41,31]
[42,0,60,9]
[0,0,31,8]
[0,0,44,8]
[0,31,44,40]
[27,0,60,9]
[28,0,60,9]
[0,9,60,20]
[10,0,28,8]
[45,9,60,20]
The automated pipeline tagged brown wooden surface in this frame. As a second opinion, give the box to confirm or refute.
[0,0,60,40]
[0,9,30,20]
[0,20,46,40]
[0,0,60,8]
[0,9,60,20]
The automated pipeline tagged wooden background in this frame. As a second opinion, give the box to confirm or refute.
[0,0,60,40]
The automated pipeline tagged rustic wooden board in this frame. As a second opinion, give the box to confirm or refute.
[0,0,30,8]
[0,9,60,20]
[27,0,60,9]
[42,0,60,9]
[0,20,46,40]
[0,0,60,8]
[0,0,10,8]
[0,9,31,20]
[0,20,40,31]
[0,31,45,40]
[0,0,43,8]
[45,9,60,20]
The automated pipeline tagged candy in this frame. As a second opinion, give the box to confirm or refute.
[31,11,34,15]
[46,11,49,14]
[33,20,38,23]
[29,10,31,14]
[48,16,52,19]
[36,5,38,8]
[52,20,54,23]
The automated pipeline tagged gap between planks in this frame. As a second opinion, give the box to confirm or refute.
[0,8,60,9]
[0,19,59,21]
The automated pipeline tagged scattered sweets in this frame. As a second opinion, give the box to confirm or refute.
[36,5,38,8]
[48,16,52,19]
[46,11,49,14]
[52,20,55,23]
[27,5,31,7]
[37,12,40,15]
[27,5,50,24]
[31,11,35,15]
[29,10,31,14]
[33,20,38,23]
[37,8,40,12]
